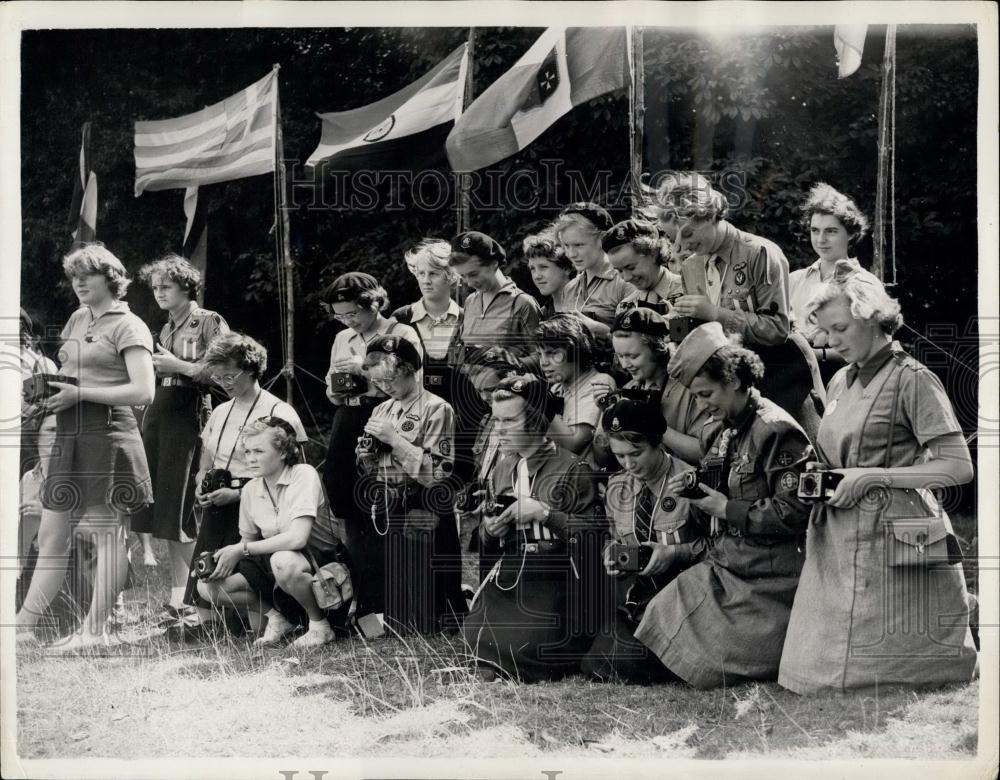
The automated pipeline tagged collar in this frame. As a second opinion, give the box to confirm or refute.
[706,219,738,259]
[169,301,199,325]
[255,465,294,500]
[725,387,760,431]
[411,298,460,323]
[802,259,824,278]
[585,260,617,283]
[638,450,673,492]
[847,341,896,388]
[564,367,598,396]
[651,267,678,298]
[88,300,130,319]
[519,438,558,478]
[275,464,295,487]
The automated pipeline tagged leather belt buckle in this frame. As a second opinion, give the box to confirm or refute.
[424,375,443,387]
[161,376,190,388]
[523,543,539,554]
[347,396,363,407]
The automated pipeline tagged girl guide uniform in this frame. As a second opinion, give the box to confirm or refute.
[355,335,467,635]
[635,323,814,689]
[581,399,707,683]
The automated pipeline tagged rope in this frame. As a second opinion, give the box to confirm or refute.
[888,26,898,286]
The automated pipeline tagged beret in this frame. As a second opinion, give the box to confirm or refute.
[451,231,506,263]
[612,305,669,340]
[602,218,659,253]
[667,321,729,387]
[600,398,668,440]
[467,345,524,376]
[493,374,549,410]
[325,272,381,304]
[560,201,614,232]
[365,334,422,370]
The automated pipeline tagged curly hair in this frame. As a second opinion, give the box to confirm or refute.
[361,350,418,380]
[655,172,728,223]
[800,182,870,242]
[404,239,459,285]
[201,332,268,380]
[805,259,903,335]
[696,345,765,390]
[323,272,390,313]
[138,253,202,298]
[523,232,574,272]
[241,417,302,466]
[620,234,672,267]
[62,242,131,298]
[536,313,594,372]
[611,329,671,368]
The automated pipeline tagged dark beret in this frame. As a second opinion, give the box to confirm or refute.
[612,306,669,340]
[467,345,524,376]
[365,334,422,370]
[560,201,614,232]
[325,272,381,303]
[450,231,506,264]
[602,218,660,252]
[600,398,668,440]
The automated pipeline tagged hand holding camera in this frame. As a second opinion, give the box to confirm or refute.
[606,542,653,576]
[193,545,241,580]
[797,461,845,502]
[481,493,517,538]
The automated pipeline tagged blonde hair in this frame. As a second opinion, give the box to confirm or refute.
[806,259,903,335]
[551,212,604,241]
[62,242,131,298]
[404,239,459,284]
[656,172,727,222]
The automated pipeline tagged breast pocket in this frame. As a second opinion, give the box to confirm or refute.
[730,458,763,501]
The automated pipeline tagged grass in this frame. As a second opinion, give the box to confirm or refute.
[13,516,983,761]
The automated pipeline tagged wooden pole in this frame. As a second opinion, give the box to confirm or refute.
[457,29,476,235]
[873,25,896,283]
[274,64,295,404]
[629,27,645,214]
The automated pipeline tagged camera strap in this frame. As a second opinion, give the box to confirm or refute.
[215,389,263,472]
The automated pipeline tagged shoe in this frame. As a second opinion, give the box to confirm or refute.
[291,622,335,649]
[253,612,297,646]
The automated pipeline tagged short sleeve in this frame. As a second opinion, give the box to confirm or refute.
[238,486,260,538]
[283,465,322,522]
[113,314,154,354]
[901,366,962,446]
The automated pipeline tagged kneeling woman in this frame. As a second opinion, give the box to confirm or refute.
[634,323,814,689]
[199,418,352,647]
[462,376,605,682]
[356,335,467,635]
[581,398,705,683]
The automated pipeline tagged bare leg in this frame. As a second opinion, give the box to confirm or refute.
[169,540,195,591]
[139,532,157,566]
[16,509,71,631]
[75,506,128,639]
[198,574,269,632]
[271,551,323,621]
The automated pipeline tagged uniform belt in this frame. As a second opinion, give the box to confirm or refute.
[346,395,382,407]
[518,539,566,554]
[160,376,195,388]
[423,374,444,387]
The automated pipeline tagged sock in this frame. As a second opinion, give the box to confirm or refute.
[309,618,331,632]
[169,587,186,608]
[266,608,284,621]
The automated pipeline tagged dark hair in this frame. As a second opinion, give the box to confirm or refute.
[535,313,594,372]
[608,428,662,449]
[800,182,870,243]
[523,232,574,272]
[696,346,765,390]
[138,254,202,298]
[323,272,389,313]
[622,235,671,267]
[492,375,551,434]
[201,332,267,380]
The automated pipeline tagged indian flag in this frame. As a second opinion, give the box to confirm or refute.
[306,44,468,173]
[134,68,278,195]
[446,27,628,173]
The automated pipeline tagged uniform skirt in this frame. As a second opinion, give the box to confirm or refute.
[132,385,203,541]
[42,402,153,517]
[183,501,241,607]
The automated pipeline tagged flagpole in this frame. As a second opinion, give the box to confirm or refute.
[873,25,897,284]
[628,26,645,214]
[273,64,295,405]
[457,28,476,236]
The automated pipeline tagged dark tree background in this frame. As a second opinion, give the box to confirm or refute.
[20,24,980,448]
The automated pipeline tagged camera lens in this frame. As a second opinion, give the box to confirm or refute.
[617,552,630,566]
[802,476,817,493]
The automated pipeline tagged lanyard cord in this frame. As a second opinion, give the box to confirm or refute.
[575,271,604,311]
[161,306,196,353]
[630,467,670,542]
[216,389,263,472]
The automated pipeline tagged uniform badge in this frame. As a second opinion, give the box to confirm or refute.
[622,314,633,329]
[733,262,747,272]
[485,349,497,362]
[383,337,396,351]
[661,496,677,512]
[734,271,746,286]
[776,451,794,467]
[401,420,415,432]
[616,226,626,239]
[610,416,622,432]
[462,236,472,249]
[511,379,525,393]
[189,319,200,328]
[439,439,451,456]
[780,471,798,491]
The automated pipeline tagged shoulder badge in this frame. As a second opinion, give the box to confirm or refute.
[780,471,798,491]
[439,439,451,456]
[776,451,794,467]
[661,496,677,512]
[189,319,200,328]
[401,420,415,432]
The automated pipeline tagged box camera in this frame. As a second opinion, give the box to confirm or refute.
[358,433,392,454]
[635,299,669,316]
[22,373,78,404]
[677,459,725,499]
[797,461,844,501]
[192,551,217,579]
[330,371,368,394]
[597,387,659,409]
[200,468,251,495]
[668,316,705,344]
[610,542,653,573]
[483,493,517,517]
[457,479,488,513]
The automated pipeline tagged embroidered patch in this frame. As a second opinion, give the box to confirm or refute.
[439,439,451,456]
[622,314,633,329]
[776,451,794,467]
[405,413,421,421]
[780,471,798,491]
[511,379,525,393]
[733,261,747,272]
[610,416,622,432]
[462,236,471,249]
[383,336,396,351]
[401,420,415,432]
[189,319,200,328]
[661,496,677,512]
[734,271,746,286]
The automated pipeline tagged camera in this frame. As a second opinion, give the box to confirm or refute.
[457,479,488,513]
[545,391,565,417]
[358,433,392,454]
[610,542,653,573]
[797,462,844,501]
[192,551,217,579]
[635,299,669,316]
[22,373,78,404]
[200,468,251,495]
[483,493,517,517]
[668,316,705,344]
[330,371,368,394]
[677,459,725,499]
[597,387,659,409]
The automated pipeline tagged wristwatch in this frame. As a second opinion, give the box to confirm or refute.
[242,540,251,558]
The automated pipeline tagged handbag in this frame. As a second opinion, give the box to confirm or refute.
[306,474,355,611]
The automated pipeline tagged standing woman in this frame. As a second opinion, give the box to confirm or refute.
[449,231,542,363]
[553,202,635,329]
[789,183,868,386]
[321,272,421,625]
[17,243,155,651]
[184,333,308,618]
[523,232,575,318]
[134,255,228,618]
[634,322,814,688]
[355,335,467,635]
[779,262,978,693]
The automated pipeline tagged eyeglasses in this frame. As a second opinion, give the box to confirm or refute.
[320,302,362,321]
[210,370,245,386]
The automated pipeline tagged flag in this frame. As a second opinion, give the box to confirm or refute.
[834,25,868,78]
[134,68,278,195]
[69,122,97,246]
[446,27,628,172]
[306,43,468,173]
[182,186,208,303]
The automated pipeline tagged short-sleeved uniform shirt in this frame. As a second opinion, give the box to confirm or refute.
[155,302,228,378]
[557,262,635,327]
[326,318,422,401]
[604,454,694,545]
[239,463,342,550]
[57,302,154,386]
[553,368,615,430]
[397,299,462,361]
[459,279,541,358]
[788,259,860,344]
[201,388,307,477]
[616,267,684,314]
[678,220,790,347]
